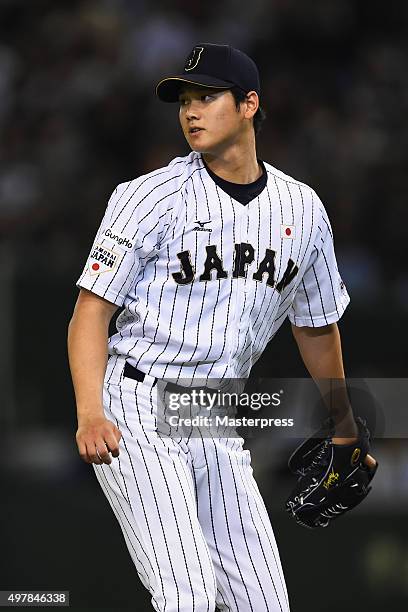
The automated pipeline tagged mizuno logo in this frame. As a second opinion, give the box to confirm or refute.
[193,220,212,232]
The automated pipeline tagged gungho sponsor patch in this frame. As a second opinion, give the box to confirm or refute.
[102,228,134,251]
[88,244,120,275]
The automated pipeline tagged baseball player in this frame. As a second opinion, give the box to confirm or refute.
[68,43,371,611]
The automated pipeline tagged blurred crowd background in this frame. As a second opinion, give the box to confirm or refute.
[0,0,407,610]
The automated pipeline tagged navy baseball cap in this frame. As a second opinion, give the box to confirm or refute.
[156,43,260,103]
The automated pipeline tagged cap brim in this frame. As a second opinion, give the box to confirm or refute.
[156,75,235,102]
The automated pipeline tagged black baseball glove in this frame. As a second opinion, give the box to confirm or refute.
[285,417,378,529]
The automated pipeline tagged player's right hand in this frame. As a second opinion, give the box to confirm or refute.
[76,416,122,465]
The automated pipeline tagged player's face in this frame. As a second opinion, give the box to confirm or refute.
[178,88,247,154]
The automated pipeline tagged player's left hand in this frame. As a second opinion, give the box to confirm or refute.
[285,417,378,529]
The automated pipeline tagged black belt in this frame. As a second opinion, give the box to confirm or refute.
[123,361,157,386]
[123,361,222,397]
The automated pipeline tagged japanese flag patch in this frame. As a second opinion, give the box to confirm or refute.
[88,244,120,275]
[281,225,296,239]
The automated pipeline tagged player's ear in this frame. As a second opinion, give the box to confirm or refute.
[243,91,259,120]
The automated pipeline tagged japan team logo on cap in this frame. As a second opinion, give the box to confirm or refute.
[184,46,204,71]
[281,225,296,239]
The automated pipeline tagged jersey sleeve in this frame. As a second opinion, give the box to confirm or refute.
[76,178,174,306]
[288,199,350,327]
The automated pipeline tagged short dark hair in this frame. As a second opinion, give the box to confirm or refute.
[230,86,266,135]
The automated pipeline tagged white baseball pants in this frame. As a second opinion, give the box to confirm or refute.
[93,357,290,612]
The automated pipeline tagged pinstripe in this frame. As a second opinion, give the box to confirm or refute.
[96,466,158,602]
[171,447,215,612]
[191,277,222,380]
[321,247,339,317]
[226,198,242,368]
[110,159,194,227]
[138,238,172,370]
[265,167,313,192]
[238,458,289,611]
[256,183,308,334]
[176,170,212,379]
[110,181,131,218]
[112,401,168,608]
[148,246,180,372]
[272,298,298,326]
[235,456,286,611]
[139,253,161,342]
[152,445,196,607]
[230,208,250,366]
[270,185,308,318]
[119,383,133,436]
[219,195,237,380]
[240,178,284,372]
[288,190,316,325]
[210,437,254,611]
[244,185,304,366]
[129,208,174,244]
[319,207,334,240]
[288,187,315,285]
[144,240,172,370]
[225,452,271,610]
[103,462,156,580]
[133,381,153,443]
[312,263,329,324]
[206,188,235,379]
[121,186,174,234]
[106,389,131,504]
[105,354,119,385]
[176,445,197,509]
[301,278,315,325]
[163,186,196,376]
[192,464,200,522]
[236,196,263,377]
[256,292,283,356]
[106,253,139,301]
[136,437,181,610]
[131,386,219,611]
[120,166,203,237]
[236,185,274,374]
[262,182,313,334]
[285,181,295,265]
[297,185,306,267]
[123,253,159,358]
[198,435,239,610]
[99,246,139,303]
[114,261,149,354]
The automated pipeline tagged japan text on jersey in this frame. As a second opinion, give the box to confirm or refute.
[77,152,349,382]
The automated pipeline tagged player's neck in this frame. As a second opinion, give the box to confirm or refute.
[202,139,261,185]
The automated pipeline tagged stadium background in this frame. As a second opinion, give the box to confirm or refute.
[0,0,407,610]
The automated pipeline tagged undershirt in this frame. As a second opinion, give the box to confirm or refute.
[203,159,267,205]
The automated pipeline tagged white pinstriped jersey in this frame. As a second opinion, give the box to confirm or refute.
[77,151,350,381]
